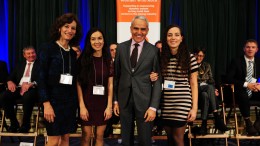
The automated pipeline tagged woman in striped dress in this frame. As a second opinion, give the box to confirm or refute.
[160,24,198,146]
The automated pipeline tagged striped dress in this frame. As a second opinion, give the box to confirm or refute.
[161,54,198,122]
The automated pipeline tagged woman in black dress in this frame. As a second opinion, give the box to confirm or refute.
[38,13,82,146]
[77,28,113,146]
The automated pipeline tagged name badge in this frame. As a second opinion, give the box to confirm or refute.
[163,80,175,89]
[93,85,105,95]
[59,74,73,85]
[200,82,208,86]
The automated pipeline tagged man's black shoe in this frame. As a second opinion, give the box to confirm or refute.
[215,118,229,132]
[253,118,260,132]
[7,125,19,133]
[246,122,258,136]
[199,125,207,135]
[18,125,31,133]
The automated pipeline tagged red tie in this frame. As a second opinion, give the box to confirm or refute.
[24,63,31,77]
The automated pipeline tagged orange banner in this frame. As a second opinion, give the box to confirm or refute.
[116,0,161,22]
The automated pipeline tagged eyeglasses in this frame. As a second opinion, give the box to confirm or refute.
[197,55,204,57]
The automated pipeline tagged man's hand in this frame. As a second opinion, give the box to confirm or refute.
[20,82,32,96]
[255,83,260,91]
[7,81,16,92]
[43,102,56,123]
[248,83,259,92]
[150,72,158,82]
[144,108,156,122]
[114,103,120,116]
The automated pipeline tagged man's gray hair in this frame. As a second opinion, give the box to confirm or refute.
[131,15,149,27]
[23,46,35,53]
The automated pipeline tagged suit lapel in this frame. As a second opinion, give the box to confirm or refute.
[241,56,247,77]
[18,62,27,81]
[124,40,132,73]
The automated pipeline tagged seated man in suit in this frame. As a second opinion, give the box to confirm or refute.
[0,46,39,133]
[0,60,8,92]
[227,39,260,136]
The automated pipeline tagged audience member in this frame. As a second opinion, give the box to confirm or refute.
[113,15,161,146]
[227,39,260,136]
[109,43,117,61]
[72,45,81,59]
[0,60,8,92]
[0,46,39,133]
[155,40,162,53]
[38,13,82,146]
[194,47,228,135]
[104,43,120,138]
[77,27,113,146]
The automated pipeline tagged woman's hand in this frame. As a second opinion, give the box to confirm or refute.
[187,108,197,122]
[104,107,112,121]
[80,106,89,121]
[43,102,55,123]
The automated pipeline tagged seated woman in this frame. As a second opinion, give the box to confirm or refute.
[194,47,228,135]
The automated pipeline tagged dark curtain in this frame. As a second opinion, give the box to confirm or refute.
[161,0,260,83]
[88,0,117,45]
[7,0,260,83]
[8,0,78,71]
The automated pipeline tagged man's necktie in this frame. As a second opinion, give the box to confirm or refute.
[130,43,139,68]
[246,61,253,97]
[24,62,31,77]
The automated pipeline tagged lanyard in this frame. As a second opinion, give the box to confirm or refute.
[93,57,103,85]
[59,47,71,74]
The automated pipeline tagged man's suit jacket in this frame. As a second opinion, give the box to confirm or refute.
[0,61,8,83]
[114,40,161,111]
[7,60,40,86]
[227,56,260,93]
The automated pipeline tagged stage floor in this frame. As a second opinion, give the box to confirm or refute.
[1,136,260,146]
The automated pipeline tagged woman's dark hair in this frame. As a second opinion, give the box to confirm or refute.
[78,27,110,86]
[193,46,206,55]
[160,24,190,74]
[49,13,83,46]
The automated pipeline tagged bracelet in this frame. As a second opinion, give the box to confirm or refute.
[106,107,113,112]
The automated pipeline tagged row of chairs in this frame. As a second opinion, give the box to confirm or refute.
[188,84,260,146]
[1,84,260,146]
[0,103,40,146]
[0,103,98,146]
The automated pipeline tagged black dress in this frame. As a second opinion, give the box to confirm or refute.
[81,56,113,126]
[38,42,78,136]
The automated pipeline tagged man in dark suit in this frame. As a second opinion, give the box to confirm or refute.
[0,46,39,133]
[0,60,8,92]
[227,39,260,136]
[113,15,161,146]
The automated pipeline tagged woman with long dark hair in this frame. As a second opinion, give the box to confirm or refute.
[77,27,113,146]
[159,24,198,146]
